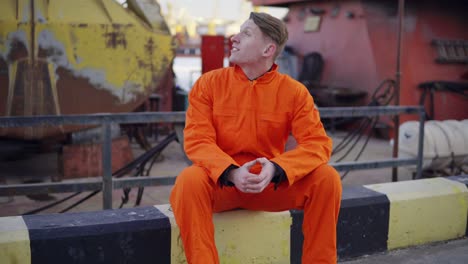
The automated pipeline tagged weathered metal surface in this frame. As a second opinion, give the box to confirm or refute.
[0,0,175,140]
[61,136,134,179]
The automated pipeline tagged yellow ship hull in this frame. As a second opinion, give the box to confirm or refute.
[0,0,175,140]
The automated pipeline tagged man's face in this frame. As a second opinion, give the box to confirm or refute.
[229,19,270,66]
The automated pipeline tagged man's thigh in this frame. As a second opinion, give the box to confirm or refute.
[238,164,339,212]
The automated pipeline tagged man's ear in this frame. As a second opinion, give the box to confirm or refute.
[263,43,277,57]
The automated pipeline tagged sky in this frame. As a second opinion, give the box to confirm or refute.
[157,0,288,26]
[116,0,288,36]
[146,0,289,40]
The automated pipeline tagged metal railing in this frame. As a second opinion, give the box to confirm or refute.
[0,105,425,209]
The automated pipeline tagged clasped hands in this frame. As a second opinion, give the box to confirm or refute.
[227,157,275,193]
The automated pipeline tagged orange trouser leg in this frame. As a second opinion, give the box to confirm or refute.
[298,164,342,264]
[170,164,342,264]
[169,165,241,264]
[241,164,342,263]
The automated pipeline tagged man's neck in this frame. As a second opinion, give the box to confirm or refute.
[240,62,274,81]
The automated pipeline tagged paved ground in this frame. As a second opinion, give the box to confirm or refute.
[339,238,468,264]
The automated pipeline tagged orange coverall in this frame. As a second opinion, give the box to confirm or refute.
[170,64,342,263]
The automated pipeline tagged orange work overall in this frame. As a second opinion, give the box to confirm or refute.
[170,65,342,263]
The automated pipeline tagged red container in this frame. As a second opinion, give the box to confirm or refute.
[201,35,225,74]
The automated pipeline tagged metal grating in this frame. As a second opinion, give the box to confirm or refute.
[432,39,468,64]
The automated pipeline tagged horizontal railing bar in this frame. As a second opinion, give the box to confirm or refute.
[0,180,103,196]
[0,106,423,128]
[113,176,177,189]
[1,158,418,196]
[0,176,177,196]
[318,106,423,118]
[0,105,425,209]
[0,112,187,128]
[331,158,419,171]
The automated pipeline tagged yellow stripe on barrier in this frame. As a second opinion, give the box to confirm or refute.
[366,177,468,250]
[155,205,186,264]
[156,205,292,264]
[0,216,31,264]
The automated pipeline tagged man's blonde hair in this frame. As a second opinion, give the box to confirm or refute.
[249,12,289,59]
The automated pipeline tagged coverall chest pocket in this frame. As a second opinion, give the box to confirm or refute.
[213,109,239,136]
[257,113,289,138]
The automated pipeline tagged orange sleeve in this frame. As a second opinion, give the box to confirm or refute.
[270,84,332,185]
[183,76,239,183]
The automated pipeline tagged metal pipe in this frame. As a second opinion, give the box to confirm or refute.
[392,0,405,182]
[415,109,426,179]
[0,107,423,128]
[102,123,113,209]
[30,0,35,64]
[0,176,178,196]
[0,111,187,127]
[0,180,103,196]
[330,158,419,171]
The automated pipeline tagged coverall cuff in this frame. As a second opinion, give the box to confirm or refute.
[218,164,238,187]
[270,161,287,190]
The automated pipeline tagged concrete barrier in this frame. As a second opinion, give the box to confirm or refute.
[1,175,467,264]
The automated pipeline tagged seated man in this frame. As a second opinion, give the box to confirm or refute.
[170,12,342,264]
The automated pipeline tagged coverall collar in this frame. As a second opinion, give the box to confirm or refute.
[234,64,279,84]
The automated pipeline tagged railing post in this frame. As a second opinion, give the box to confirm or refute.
[102,122,113,209]
[415,108,425,179]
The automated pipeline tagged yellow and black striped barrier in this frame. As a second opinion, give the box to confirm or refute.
[1,176,467,263]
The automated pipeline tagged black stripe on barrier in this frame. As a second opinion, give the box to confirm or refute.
[290,209,303,264]
[447,175,468,237]
[447,175,468,188]
[23,206,171,264]
[337,186,390,259]
[290,186,390,262]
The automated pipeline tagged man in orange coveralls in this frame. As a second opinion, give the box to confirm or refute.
[170,12,342,264]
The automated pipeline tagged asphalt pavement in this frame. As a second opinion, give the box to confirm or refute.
[339,238,468,264]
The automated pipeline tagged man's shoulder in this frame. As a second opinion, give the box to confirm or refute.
[192,67,235,94]
[202,67,234,79]
[277,73,308,93]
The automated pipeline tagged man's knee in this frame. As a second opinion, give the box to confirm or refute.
[172,166,213,195]
[311,164,342,191]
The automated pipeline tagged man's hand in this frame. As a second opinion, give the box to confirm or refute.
[228,157,276,193]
